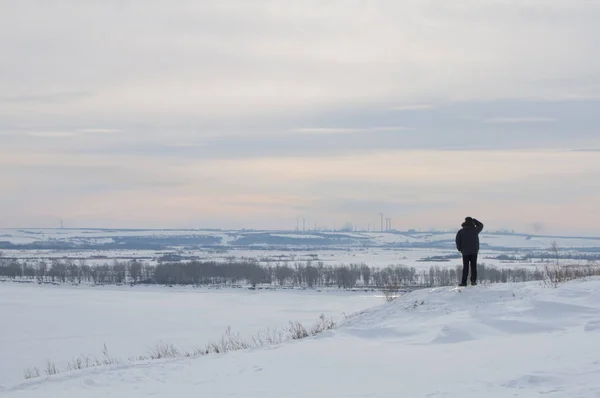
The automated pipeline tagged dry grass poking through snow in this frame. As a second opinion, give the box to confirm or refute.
[541,242,600,288]
[542,263,600,288]
[23,314,336,380]
[380,284,401,302]
[23,344,120,379]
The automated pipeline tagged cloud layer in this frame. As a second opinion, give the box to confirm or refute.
[1,1,599,234]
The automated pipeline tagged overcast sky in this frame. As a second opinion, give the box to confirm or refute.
[1,1,599,234]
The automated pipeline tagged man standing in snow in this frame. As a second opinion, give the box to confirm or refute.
[455,217,484,286]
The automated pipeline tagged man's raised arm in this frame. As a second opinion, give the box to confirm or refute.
[473,218,484,233]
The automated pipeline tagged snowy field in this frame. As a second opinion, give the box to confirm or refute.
[0,283,380,386]
[0,246,594,271]
[3,277,600,397]
[3,228,600,249]
[3,228,600,396]
[2,227,599,271]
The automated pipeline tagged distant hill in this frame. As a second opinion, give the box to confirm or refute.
[1,228,599,251]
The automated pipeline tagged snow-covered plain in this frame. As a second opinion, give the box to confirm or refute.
[3,228,600,250]
[0,246,593,271]
[2,228,599,270]
[2,278,600,397]
[3,228,600,397]
[0,282,380,386]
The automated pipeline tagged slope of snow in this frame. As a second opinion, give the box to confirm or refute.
[0,283,379,385]
[4,278,600,397]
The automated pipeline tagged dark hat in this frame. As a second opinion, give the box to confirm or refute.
[462,217,474,227]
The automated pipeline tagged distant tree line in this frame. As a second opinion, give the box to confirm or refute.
[0,257,555,289]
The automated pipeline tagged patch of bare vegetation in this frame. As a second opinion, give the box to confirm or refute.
[23,314,336,380]
[541,242,600,287]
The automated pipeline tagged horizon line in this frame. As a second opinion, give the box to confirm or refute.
[2,227,599,240]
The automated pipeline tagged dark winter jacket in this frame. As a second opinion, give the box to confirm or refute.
[455,219,484,255]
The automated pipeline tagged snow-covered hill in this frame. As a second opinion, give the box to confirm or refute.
[2,227,600,250]
[4,278,600,397]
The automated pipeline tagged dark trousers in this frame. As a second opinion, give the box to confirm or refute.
[461,253,478,284]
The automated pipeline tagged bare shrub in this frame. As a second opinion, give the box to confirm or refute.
[540,242,600,287]
[148,342,180,359]
[310,314,336,335]
[574,263,600,279]
[66,356,91,371]
[205,341,222,354]
[543,242,565,287]
[24,367,40,379]
[44,360,58,376]
[381,284,401,302]
[251,327,284,347]
[542,262,600,288]
[287,321,309,340]
[23,314,339,380]
[543,264,563,287]
[183,347,206,358]
[25,344,121,380]
[206,326,252,354]
[101,343,119,365]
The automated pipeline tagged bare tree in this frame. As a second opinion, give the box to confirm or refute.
[36,261,47,282]
[360,264,371,286]
[50,260,67,283]
[128,260,142,283]
[550,241,560,266]
[381,283,400,302]
[66,260,79,284]
[113,261,127,284]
